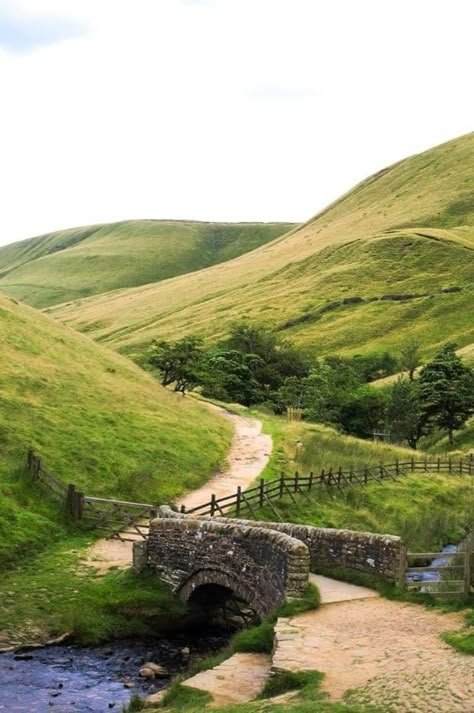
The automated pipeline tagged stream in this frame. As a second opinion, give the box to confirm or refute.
[0,628,229,712]
[405,543,458,589]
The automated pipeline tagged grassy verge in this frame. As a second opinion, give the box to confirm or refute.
[0,534,186,648]
[0,532,186,648]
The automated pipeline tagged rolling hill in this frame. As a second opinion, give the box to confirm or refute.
[0,295,231,565]
[0,220,295,308]
[47,132,474,363]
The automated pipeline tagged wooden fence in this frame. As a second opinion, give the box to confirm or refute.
[25,450,474,543]
[403,534,473,600]
[182,455,474,518]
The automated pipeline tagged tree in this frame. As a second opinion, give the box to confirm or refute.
[148,336,205,394]
[349,351,399,382]
[200,349,264,405]
[400,339,421,381]
[385,378,425,448]
[223,323,310,394]
[339,385,388,438]
[418,343,474,446]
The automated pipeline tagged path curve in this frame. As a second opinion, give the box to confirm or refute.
[273,598,473,712]
[85,407,272,572]
[178,405,272,511]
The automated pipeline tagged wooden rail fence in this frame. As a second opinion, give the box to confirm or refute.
[25,450,473,544]
[403,534,473,600]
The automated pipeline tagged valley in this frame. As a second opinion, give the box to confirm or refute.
[0,131,473,713]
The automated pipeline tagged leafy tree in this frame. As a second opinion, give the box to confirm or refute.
[148,336,205,394]
[339,385,388,438]
[200,349,264,405]
[385,378,425,448]
[418,343,474,446]
[223,323,310,394]
[350,351,399,382]
[400,338,421,381]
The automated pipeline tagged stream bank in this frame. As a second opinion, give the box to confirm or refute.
[0,627,229,712]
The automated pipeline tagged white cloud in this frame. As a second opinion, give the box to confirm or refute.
[0,0,473,244]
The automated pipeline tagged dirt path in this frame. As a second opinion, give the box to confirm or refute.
[274,598,473,712]
[85,407,272,572]
[178,405,272,511]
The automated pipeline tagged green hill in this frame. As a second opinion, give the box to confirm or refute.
[0,220,295,308]
[0,295,231,566]
[48,132,474,363]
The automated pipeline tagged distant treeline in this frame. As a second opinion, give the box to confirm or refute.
[147,323,474,449]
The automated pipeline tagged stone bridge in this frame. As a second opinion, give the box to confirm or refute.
[134,507,406,619]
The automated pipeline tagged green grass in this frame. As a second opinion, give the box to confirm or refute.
[240,413,472,552]
[259,670,324,699]
[0,220,295,308]
[0,295,232,569]
[150,674,382,713]
[0,534,186,648]
[49,132,473,374]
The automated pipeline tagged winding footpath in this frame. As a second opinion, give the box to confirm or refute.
[85,406,272,572]
[85,408,474,712]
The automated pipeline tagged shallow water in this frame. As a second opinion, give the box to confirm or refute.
[0,631,227,712]
[405,543,458,587]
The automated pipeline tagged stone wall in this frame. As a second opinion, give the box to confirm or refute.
[155,506,406,583]
[227,518,406,583]
[143,514,310,619]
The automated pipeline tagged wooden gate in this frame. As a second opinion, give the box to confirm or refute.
[403,535,473,600]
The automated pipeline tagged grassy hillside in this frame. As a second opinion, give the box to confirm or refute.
[0,296,232,567]
[0,220,295,308]
[253,419,472,553]
[49,132,474,362]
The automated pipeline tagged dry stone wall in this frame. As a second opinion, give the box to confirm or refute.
[223,518,406,583]
[154,506,406,583]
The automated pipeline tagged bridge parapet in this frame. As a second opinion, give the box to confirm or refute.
[152,506,406,583]
[143,513,310,619]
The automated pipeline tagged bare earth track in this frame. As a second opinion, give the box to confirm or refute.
[85,406,272,572]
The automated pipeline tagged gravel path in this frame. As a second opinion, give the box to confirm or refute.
[274,598,473,712]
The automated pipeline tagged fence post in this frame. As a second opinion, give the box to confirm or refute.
[279,473,285,499]
[364,466,368,485]
[180,504,186,513]
[398,544,408,590]
[294,472,299,493]
[75,490,83,522]
[236,486,242,515]
[437,457,441,473]
[320,469,325,486]
[349,466,354,483]
[259,479,265,507]
[463,532,472,600]
[411,456,415,471]
[338,467,342,485]
[328,467,333,485]
[308,471,313,491]
[470,454,473,476]
[211,494,217,516]
[379,462,384,479]
[460,457,463,474]
[66,484,77,522]
[449,457,452,473]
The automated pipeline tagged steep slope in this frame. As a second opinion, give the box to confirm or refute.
[0,296,231,565]
[0,220,295,308]
[49,132,474,361]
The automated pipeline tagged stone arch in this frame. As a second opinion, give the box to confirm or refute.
[178,568,265,618]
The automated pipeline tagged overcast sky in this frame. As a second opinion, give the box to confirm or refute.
[0,0,472,246]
